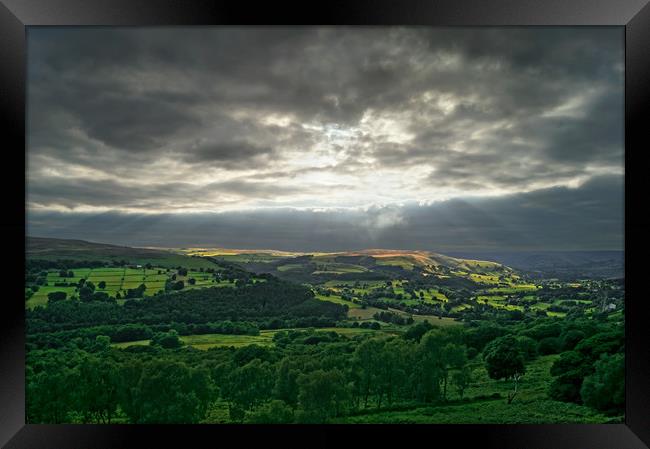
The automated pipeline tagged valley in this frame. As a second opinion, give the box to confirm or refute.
[25,237,625,424]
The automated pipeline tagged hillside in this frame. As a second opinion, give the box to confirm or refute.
[178,247,515,285]
[26,236,215,269]
[446,250,624,280]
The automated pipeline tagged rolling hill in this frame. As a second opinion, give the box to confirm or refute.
[26,236,521,285]
[26,236,215,268]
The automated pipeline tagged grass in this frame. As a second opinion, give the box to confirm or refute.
[477,295,505,301]
[112,327,390,350]
[27,285,78,308]
[404,313,461,327]
[375,257,416,270]
[469,273,502,285]
[347,306,387,320]
[488,285,539,294]
[429,289,448,301]
[183,333,275,349]
[28,266,239,305]
[449,304,471,313]
[333,398,609,424]
[209,254,282,263]
[391,286,446,303]
[314,293,362,308]
[277,264,304,272]
[464,354,557,401]
[331,355,609,424]
[346,304,461,327]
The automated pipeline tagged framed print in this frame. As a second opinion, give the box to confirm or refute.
[1,0,649,447]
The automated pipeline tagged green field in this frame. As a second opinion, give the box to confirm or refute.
[26,265,239,307]
[112,327,390,350]
[277,264,303,272]
[208,253,283,263]
[375,257,417,270]
[488,285,539,293]
[405,313,461,326]
[469,273,502,284]
[27,285,78,308]
[392,285,447,303]
[315,293,362,308]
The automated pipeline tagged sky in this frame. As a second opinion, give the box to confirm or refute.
[26,27,624,251]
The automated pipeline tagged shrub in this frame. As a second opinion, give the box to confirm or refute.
[538,337,562,355]
[580,353,624,414]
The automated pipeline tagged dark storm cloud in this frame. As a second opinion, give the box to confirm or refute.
[28,27,623,166]
[27,27,623,250]
[181,141,275,169]
[27,175,623,251]
[28,176,298,210]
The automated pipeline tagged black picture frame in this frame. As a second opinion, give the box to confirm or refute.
[2,0,649,447]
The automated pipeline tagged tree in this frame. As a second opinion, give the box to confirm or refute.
[515,336,539,361]
[116,360,144,423]
[538,337,562,355]
[580,353,624,414]
[188,278,196,285]
[98,281,107,289]
[92,291,111,302]
[133,360,211,423]
[150,330,183,349]
[352,338,385,408]
[560,330,586,351]
[452,366,472,399]
[26,358,76,423]
[483,334,526,404]
[273,358,300,407]
[463,323,508,352]
[79,286,94,301]
[404,320,434,342]
[412,330,446,403]
[92,335,111,352]
[440,343,468,400]
[75,355,119,423]
[222,358,274,421]
[483,335,526,380]
[575,330,624,360]
[376,338,409,407]
[548,350,592,403]
[296,369,349,423]
[47,291,67,303]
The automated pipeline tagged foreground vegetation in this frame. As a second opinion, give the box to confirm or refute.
[27,312,623,424]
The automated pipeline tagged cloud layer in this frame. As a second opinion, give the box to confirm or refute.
[26,27,623,250]
[27,175,623,251]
